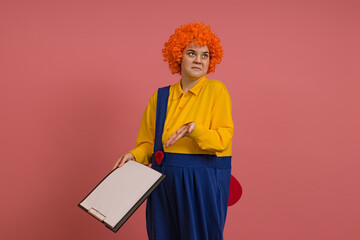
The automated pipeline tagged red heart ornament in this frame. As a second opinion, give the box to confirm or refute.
[228,174,242,206]
[154,151,164,165]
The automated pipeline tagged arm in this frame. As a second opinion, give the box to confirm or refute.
[188,86,233,152]
[166,84,234,153]
[113,91,157,168]
[129,91,157,165]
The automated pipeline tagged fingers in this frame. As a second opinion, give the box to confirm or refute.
[167,123,194,147]
[112,156,123,170]
[120,153,135,167]
[166,129,187,148]
[187,122,195,133]
[112,153,135,170]
[166,126,188,148]
[166,126,187,146]
[165,122,195,148]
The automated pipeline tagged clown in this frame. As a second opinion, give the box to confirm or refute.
[113,22,234,240]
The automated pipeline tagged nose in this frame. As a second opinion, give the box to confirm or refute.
[193,54,202,64]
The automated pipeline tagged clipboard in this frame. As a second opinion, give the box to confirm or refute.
[78,161,165,232]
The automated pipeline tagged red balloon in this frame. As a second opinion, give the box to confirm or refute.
[228,174,242,206]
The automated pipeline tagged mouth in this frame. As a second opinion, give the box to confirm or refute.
[192,67,202,71]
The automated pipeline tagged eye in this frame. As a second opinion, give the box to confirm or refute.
[202,53,209,59]
[188,52,196,57]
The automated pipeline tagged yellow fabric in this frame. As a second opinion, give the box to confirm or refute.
[130,76,234,165]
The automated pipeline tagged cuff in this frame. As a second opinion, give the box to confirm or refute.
[129,148,150,165]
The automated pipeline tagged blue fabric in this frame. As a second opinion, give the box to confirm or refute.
[153,86,170,153]
[146,86,231,240]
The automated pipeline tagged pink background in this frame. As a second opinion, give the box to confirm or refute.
[1,0,359,239]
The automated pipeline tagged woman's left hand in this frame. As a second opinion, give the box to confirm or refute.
[165,122,195,148]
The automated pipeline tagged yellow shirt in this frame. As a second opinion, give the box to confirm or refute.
[130,76,234,165]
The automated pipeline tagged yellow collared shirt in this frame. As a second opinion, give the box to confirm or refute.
[130,76,234,165]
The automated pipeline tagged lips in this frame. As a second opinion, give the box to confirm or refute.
[192,67,202,70]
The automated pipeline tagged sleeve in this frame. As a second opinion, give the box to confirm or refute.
[129,91,157,165]
[188,84,234,153]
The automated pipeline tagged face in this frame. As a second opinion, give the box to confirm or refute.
[180,43,210,80]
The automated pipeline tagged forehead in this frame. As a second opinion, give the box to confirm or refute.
[184,43,209,52]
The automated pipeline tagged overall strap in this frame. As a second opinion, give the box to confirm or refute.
[154,86,170,153]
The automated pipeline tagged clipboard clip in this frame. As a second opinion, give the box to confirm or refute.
[88,208,106,222]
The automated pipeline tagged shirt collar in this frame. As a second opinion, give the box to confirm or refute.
[172,76,208,100]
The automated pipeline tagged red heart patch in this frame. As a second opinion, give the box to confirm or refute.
[228,174,242,206]
[154,150,164,165]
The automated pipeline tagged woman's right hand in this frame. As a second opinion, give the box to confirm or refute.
[112,153,135,170]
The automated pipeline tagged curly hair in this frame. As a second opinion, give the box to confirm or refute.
[162,23,224,74]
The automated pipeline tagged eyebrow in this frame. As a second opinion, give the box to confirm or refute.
[186,49,210,54]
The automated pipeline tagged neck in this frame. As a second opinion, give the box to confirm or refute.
[181,75,203,93]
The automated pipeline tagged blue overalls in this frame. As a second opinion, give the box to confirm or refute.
[146,86,231,240]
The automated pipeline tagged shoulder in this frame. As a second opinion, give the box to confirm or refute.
[146,89,158,108]
[204,78,229,93]
[148,85,172,106]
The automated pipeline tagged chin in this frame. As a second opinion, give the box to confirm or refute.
[187,75,202,80]
[190,71,205,79]
[182,68,207,80]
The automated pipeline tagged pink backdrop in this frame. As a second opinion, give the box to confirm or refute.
[1,0,359,239]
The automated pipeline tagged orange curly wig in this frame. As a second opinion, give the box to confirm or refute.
[162,23,224,74]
